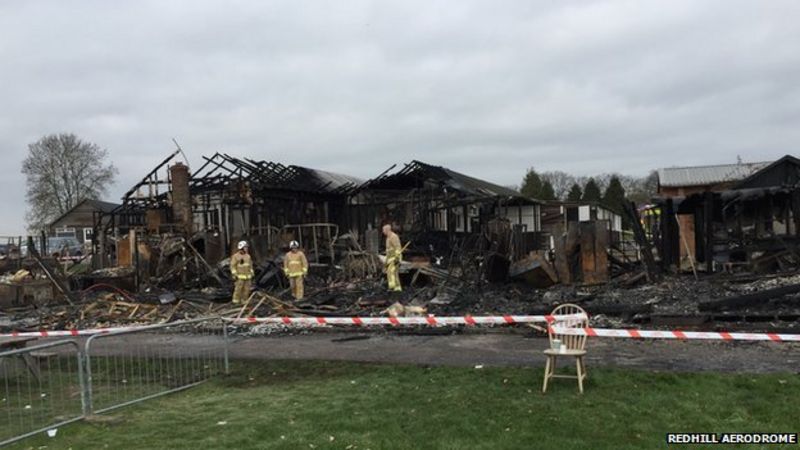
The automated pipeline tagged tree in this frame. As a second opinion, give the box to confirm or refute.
[602,176,627,214]
[582,178,602,202]
[22,133,117,232]
[641,170,660,202]
[540,181,556,201]
[624,170,660,205]
[540,171,575,200]
[594,173,614,193]
[566,183,583,201]
[520,167,544,199]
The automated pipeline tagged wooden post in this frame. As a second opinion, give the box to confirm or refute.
[659,202,670,268]
[623,201,659,281]
[327,225,333,267]
[784,197,791,236]
[676,214,698,279]
[580,222,596,283]
[694,205,705,264]
[662,198,680,271]
[553,223,570,284]
[565,221,580,283]
[98,228,106,269]
[313,224,319,264]
[792,189,800,238]
[40,230,47,257]
[133,230,140,291]
[704,191,715,273]
[594,220,609,283]
[766,196,775,234]
[113,214,119,266]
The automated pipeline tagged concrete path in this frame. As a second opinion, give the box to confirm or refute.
[79,330,800,374]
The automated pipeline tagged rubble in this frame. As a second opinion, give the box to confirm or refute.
[698,283,800,311]
[508,254,557,288]
[3,256,800,334]
[381,302,427,317]
[4,152,800,336]
[0,285,237,332]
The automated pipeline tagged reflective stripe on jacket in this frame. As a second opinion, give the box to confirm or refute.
[386,232,402,262]
[231,252,254,280]
[284,251,308,277]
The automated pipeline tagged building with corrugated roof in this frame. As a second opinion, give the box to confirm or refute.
[653,155,800,273]
[657,161,771,197]
[655,158,773,267]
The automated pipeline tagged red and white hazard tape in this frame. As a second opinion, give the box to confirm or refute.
[224,313,587,326]
[551,326,800,342]
[0,315,583,338]
[0,326,138,339]
[6,316,799,343]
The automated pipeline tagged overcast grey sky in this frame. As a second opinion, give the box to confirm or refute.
[1,0,799,234]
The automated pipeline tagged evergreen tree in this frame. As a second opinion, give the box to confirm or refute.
[582,178,602,202]
[540,171,574,200]
[602,176,627,213]
[566,183,583,201]
[540,181,556,201]
[520,167,544,199]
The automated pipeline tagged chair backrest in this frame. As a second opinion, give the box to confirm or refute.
[548,303,589,351]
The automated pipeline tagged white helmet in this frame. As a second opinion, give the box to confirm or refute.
[237,240,248,250]
[289,240,299,249]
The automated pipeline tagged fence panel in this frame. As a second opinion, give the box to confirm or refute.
[0,340,85,447]
[84,317,228,415]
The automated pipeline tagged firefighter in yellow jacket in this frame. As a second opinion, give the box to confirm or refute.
[383,224,403,292]
[284,240,308,300]
[230,240,254,304]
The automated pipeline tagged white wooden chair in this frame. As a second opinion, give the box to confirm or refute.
[542,304,588,394]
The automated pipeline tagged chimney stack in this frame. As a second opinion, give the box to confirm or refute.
[170,162,192,234]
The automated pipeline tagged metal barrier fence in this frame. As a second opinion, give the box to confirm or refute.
[0,340,85,447]
[0,317,228,446]
[84,317,228,415]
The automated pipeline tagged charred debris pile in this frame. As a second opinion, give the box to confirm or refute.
[3,152,800,334]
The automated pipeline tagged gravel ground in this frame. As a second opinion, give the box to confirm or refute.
[75,329,800,374]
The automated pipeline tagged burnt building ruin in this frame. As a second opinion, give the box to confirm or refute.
[654,155,800,274]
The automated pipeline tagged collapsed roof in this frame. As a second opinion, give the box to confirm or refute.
[191,153,364,195]
[358,160,535,202]
[121,152,537,210]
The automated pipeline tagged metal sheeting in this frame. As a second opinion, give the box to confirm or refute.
[658,162,770,188]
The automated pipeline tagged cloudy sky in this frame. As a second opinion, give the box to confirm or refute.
[1,0,799,233]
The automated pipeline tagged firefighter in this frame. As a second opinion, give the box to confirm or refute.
[283,240,308,300]
[382,224,403,292]
[230,240,254,304]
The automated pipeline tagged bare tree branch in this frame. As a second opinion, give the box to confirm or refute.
[22,133,118,232]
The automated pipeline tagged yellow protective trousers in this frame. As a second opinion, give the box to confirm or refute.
[289,276,304,300]
[232,279,251,304]
[386,260,401,292]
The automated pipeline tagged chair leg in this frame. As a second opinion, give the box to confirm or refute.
[542,355,551,393]
[576,357,584,394]
[580,357,587,380]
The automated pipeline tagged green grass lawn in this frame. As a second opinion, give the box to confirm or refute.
[1,354,223,445]
[8,360,800,450]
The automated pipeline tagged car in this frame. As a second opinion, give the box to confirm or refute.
[46,237,84,258]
